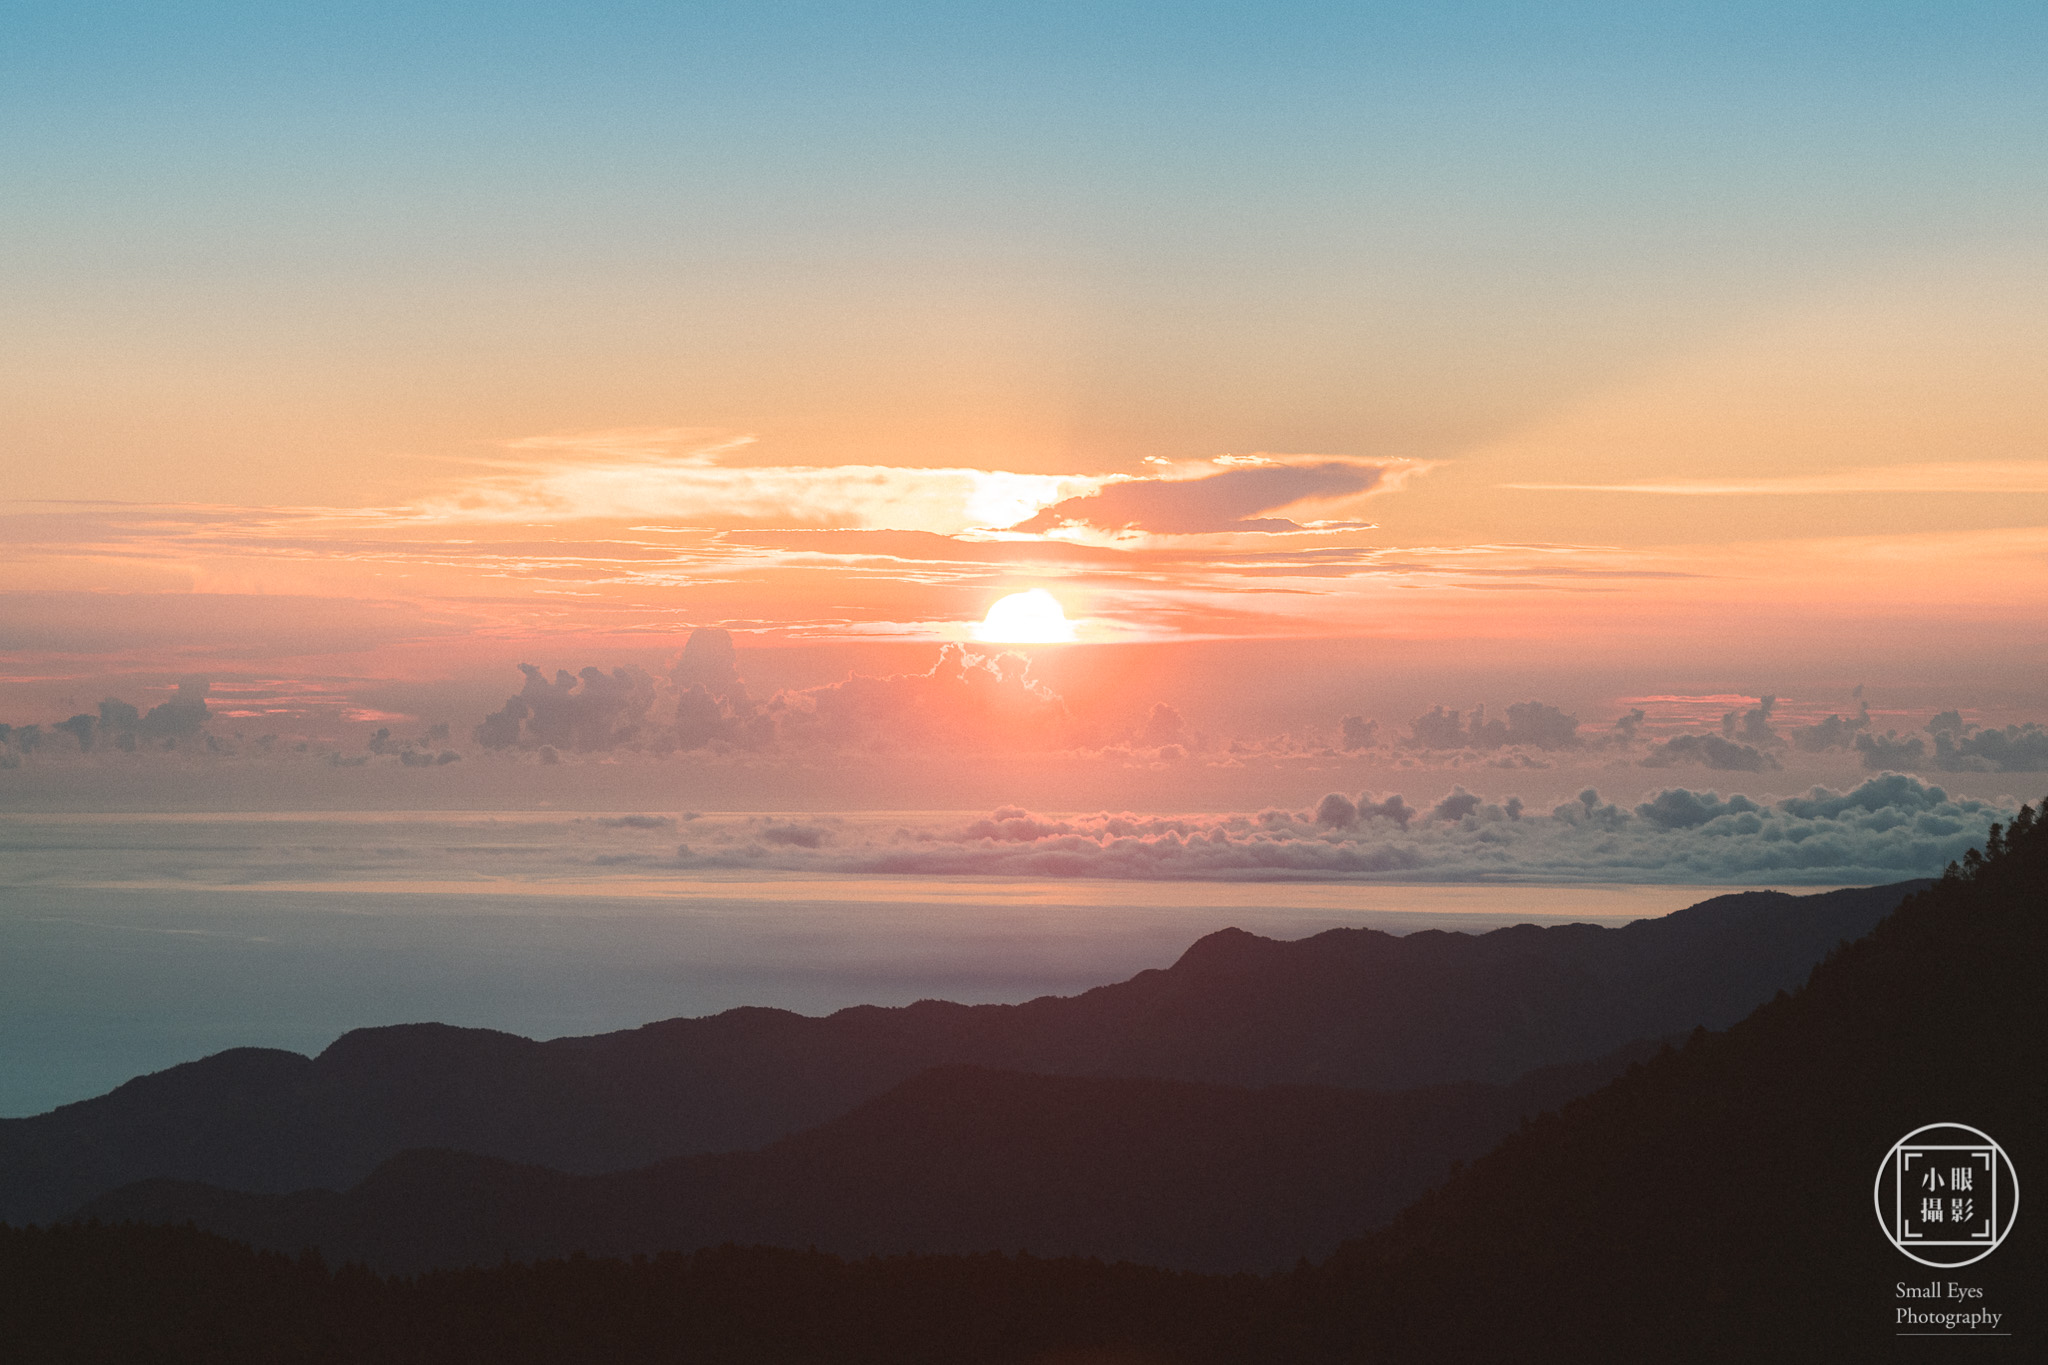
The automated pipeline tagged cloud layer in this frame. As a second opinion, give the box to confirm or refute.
[656,775,2014,887]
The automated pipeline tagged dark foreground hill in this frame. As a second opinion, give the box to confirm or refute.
[0,881,1915,1223]
[2,813,2036,1363]
[1288,808,2047,1360]
[77,1045,1653,1274]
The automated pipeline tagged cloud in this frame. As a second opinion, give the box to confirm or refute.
[475,664,665,753]
[1855,731,1927,769]
[1634,789,1765,830]
[659,776,2014,886]
[1502,461,2048,496]
[1339,716,1379,751]
[1640,733,1780,772]
[1430,787,1483,821]
[777,644,1074,752]
[1846,715,2048,774]
[1930,720,2048,773]
[1009,458,1399,536]
[1406,701,1581,751]
[470,634,1075,757]
[421,429,1100,533]
[672,628,743,697]
[1719,695,1780,746]
[1790,700,1870,752]
[592,814,676,830]
[6,677,212,756]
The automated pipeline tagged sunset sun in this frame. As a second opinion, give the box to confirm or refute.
[973,589,1077,644]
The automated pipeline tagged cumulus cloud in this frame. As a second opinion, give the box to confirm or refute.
[1430,787,1483,822]
[1640,732,1780,772]
[6,677,213,756]
[1009,458,1396,536]
[475,664,665,752]
[470,633,1075,757]
[1790,699,1870,752]
[1612,708,1647,745]
[1634,789,1765,830]
[1406,701,1581,751]
[655,775,2014,886]
[1928,716,2048,772]
[1855,730,1927,769]
[1720,695,1781,746]
[1312,792,1414,830]
[1844,714,2048,774]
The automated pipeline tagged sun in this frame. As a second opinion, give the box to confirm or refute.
[973,589,1077,644]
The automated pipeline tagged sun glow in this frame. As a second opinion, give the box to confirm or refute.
[973,589,1077,644]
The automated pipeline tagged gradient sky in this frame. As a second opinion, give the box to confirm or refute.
[3,2,2046,801]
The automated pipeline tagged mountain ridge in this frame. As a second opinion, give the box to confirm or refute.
[74,1041,1662,1274]
[0,880,1923,1224]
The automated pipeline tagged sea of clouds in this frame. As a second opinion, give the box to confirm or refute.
[0,774,2012,891]
[653,774,2009,886]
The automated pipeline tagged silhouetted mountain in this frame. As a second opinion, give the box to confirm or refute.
[1290,806,2047,1360]
[0,881,1919,1224]
[76,1043,1654,1274]
[3,815,2038,1363]
[0,1227,1274,1365]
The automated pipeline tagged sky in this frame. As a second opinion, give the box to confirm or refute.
[4,2,2047,816]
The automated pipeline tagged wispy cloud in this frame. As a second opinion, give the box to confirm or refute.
[1503,461,2048,496]
[415,427,1104,534]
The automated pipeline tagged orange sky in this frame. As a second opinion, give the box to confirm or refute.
[4,5,2046,802]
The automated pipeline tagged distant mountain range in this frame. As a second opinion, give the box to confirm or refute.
[74,1046,1654,1274]
[1,882,1918,1227]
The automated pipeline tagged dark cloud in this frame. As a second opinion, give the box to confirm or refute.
[1406,701,1580,751]
[1430,788,1483,822]
[1640,733,1780,772]
[1314,793,1359,828]
[1930,720,2048,772]
[1790,700,1869,752]
[1339,716,1378,751]
[7,679,212,756]
[1634,789,1766,830]
[672,628,742,698]
[1612,708,1647,744]
[1720,695,1780,747]
[1552,788,1627,827]
[1846,714,2048,774]
[1854,730,1926,769]
[1010,461,1387,535]
[1313,791,1414,829]
[474,665,663,752]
